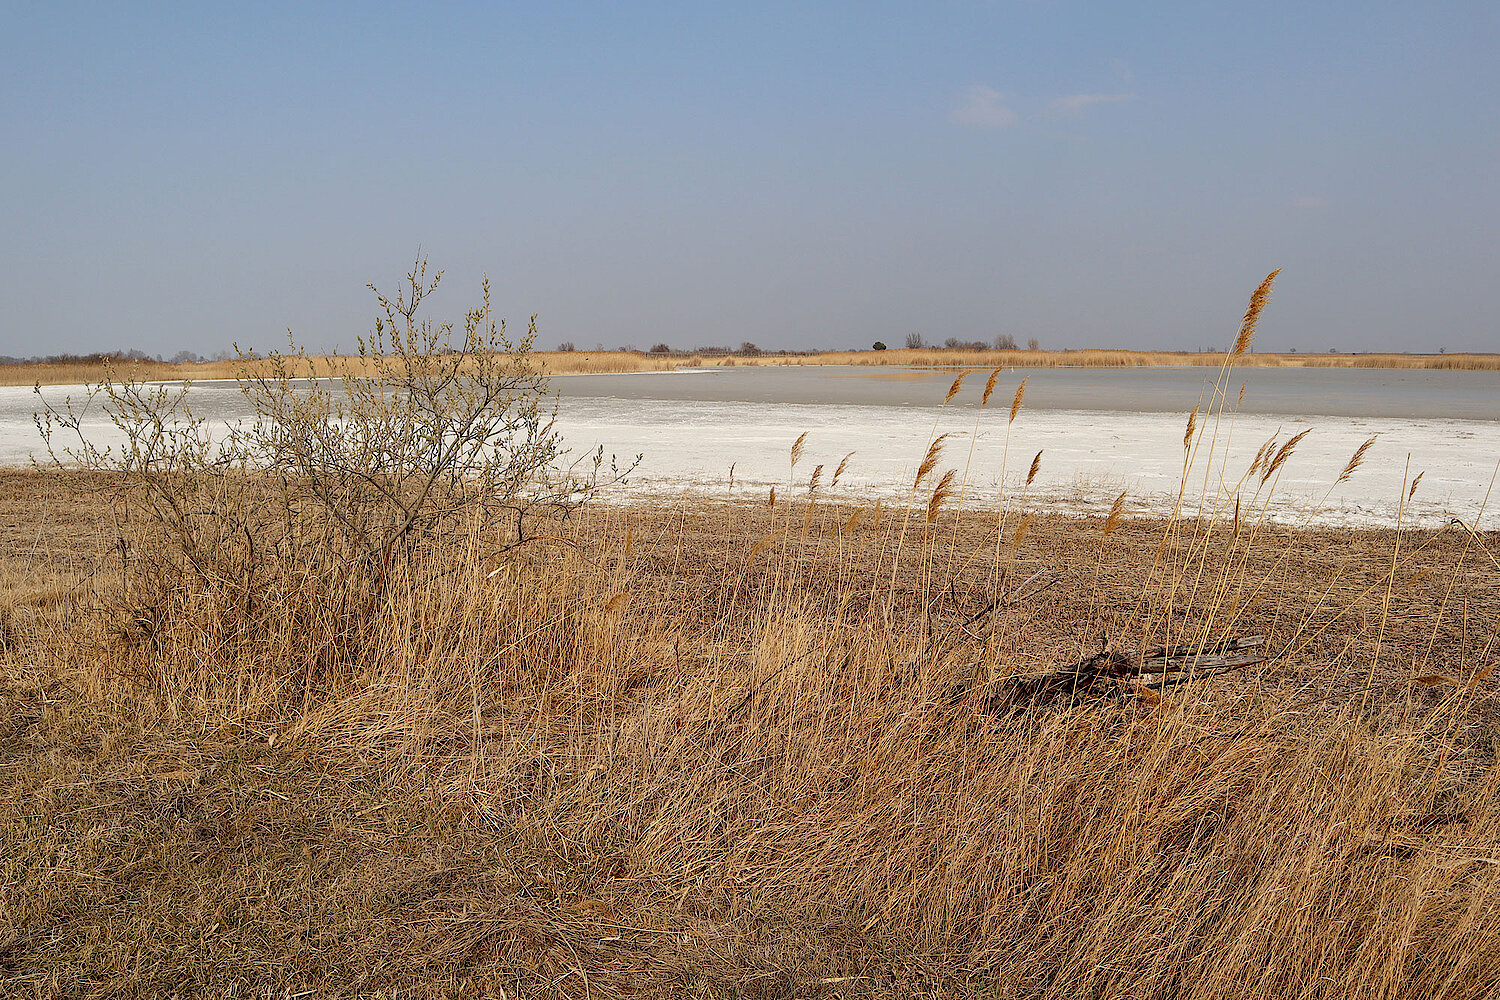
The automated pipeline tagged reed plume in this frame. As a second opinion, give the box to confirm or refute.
[767,486,776,507]
[1009,378,1028,424]
[1336,435,1377,486]
[1183,406,1199,450]
[833,451,855,486]
[1263,427,1313,483]
[945,374,965,403]
[982,367,1002,405]
[916,433,949,486]
[748,531,782,561]
[927,469,958,523]
[1026,450,1043,487]
[1233,268,1281,358]
[790,432,808,470]
[1409,470,1424,500]
[808,464,823,493]
[1010,510,1034,550]
[1103,491,1127,536]
[1248,435,1277,477]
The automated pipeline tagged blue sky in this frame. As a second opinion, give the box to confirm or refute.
[3,1,1497,355]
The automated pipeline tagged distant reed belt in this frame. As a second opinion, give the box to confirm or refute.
[5,349,1497,386]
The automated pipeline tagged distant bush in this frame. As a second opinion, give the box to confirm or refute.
[872,341,887,351]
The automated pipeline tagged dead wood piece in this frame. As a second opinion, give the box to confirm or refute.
[984,634,1270,711]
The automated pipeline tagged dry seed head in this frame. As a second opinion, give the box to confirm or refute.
[767,486,776,507]
[1232,268,1281,358]
[808,464,824,493]
[1011,511,1034,549]
[1408,470,1424,500]
[1103,491,1127,536]
[915,434,949,486]
[1263,427,1313,483]
[982,367,1002,405]
[1026,450,1043,487]
[833,451,855,486]
[1238,382,1247,407]
[1009,378,1028,424]
[790,432,808,469]
[945,373,966,403]
[843,508,863,534]
[748,531,782,561]
[1183,406,1199,450]
[1248,435,1276,476]
[926,469,958,523]
[1336,435,1377,486]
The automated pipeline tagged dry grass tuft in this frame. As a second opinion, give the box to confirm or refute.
[2,468,1499,996]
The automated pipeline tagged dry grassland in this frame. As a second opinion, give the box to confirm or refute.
[7,348,1498,387]
[3,466,1498,998]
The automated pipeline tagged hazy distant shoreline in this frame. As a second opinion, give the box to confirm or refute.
[3,347,1499,388]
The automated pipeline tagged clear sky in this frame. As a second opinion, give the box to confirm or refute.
[3,1,1497,356]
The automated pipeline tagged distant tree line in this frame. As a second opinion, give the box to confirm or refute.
[553,336,1047,355]
[903,333,1041,351]
[0,348,214,366]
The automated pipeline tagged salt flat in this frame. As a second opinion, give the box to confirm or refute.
[6,365,1497,527]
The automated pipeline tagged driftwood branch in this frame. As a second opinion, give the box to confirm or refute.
[983,634,1269,709]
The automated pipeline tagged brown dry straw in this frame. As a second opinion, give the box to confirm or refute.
[1027,450,1043,487]
[1233,268,1281,358]
[916,433,949,486]
[1009,378,1028,424]
[1337,435,1377,486]
[1409,470,1424,500]
[982,367,1002,405]
[927,469,958,523]
[1184,406,1199,450]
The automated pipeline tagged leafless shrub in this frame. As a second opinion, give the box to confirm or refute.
[36,256,634,680]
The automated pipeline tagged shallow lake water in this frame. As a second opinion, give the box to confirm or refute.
[6,366,1498,528]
